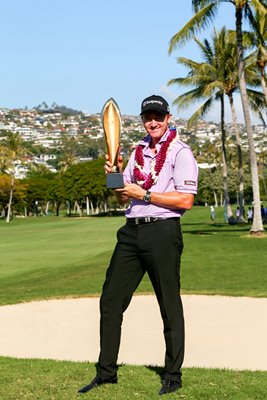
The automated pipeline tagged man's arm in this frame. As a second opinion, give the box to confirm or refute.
[116,183,194,210]
[149,191,194,209]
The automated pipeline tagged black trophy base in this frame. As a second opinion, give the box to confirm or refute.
[106,173,124,189]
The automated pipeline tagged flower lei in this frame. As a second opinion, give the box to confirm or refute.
[133,128,179,190]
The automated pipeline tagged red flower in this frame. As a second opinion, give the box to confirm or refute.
[134,129,177,190]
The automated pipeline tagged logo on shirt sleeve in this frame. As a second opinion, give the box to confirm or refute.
[184,180,196,186]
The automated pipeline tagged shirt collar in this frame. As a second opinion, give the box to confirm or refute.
[139,129,170,148]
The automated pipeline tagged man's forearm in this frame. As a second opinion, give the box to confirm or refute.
[150,191,194,210]
[116,183,195,210]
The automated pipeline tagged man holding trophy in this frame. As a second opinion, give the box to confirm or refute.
[78,95,198,396]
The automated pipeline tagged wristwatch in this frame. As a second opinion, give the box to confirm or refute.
[143,190,151,203]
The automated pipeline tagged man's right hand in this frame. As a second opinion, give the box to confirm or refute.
[104,154,123,174]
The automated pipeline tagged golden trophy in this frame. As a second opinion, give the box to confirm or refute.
[101,98,124,188]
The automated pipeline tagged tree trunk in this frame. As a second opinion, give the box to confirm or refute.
[220,94,233,221]
[66,201,71,216]
[213,191,218,208]
[104,200,108,213]
[90,199,94,214]
[55,202,60,217]
[209,167,218,207]
[260,163,267,196]
[228,92,245,222]
[6,174,14,223]
[86,196,90,216]
[74,200,82,217]
[260,71,267,106]
[236,7,264,233]
[45,201,50,215]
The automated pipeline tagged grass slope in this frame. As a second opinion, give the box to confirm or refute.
[0,208,266,305]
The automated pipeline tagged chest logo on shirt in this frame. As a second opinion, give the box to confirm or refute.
[184,180,196,186]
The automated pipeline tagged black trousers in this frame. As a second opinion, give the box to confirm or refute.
[97,218,184,383]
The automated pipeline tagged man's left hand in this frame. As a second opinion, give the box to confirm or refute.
[116,183,146,201]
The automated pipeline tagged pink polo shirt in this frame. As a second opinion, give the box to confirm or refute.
[123,129,198,218]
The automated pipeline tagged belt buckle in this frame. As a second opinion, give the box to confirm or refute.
[135,217,139,225]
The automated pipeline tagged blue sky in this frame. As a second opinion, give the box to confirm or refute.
[1,0,258,122]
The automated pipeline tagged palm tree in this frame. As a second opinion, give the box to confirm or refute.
[257,148,267,197]
[169,28,264,221]
[27,163,52,178]
[215,28,265,221]
[196,140,224,207]
[58,136,78,172]
[169,0,267,233]
[250,9,267,104]
[168,33,234,220]
[1,132,26,222]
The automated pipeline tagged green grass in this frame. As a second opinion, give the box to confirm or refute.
[0,207,266,305]
[1,210,267,398]
[0,357,266,400]
[0,216,122,304]
[181,207,267,297]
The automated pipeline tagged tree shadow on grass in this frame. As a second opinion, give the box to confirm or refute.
[184,229,249,235]
[182,222,220,226]
[145,365,164,379]
[181,222,251,234]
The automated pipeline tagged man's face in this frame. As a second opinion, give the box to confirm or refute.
[142,111,172,142]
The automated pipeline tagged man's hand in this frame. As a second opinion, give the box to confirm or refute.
[116,183,146,201]
[104,154,123,174]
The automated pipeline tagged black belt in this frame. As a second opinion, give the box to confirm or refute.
[126,217,180,225]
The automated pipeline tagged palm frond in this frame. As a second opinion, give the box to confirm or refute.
[167,77,199,87]
[175,57,202,69]
[247,87,266,104]
[249,0,267,16]
[193,0,215,13]
[169,3,218,53]
[203,81,224,95]
[245,5,263,38]
[187,96,215,128]
[195,36,215,64]
[172,87,208,109]
[168,76,204,87]
[247,88,267,125]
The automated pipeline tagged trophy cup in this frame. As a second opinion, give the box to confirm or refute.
[101,98,124,189]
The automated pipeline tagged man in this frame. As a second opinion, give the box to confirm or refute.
[210,205,215,222]
[78,95,198,396]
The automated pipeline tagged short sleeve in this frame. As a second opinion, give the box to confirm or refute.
[173,147,198,194]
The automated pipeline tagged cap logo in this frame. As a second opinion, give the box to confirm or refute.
[143,100,163,106]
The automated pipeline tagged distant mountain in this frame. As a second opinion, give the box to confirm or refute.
[34,101,82,115]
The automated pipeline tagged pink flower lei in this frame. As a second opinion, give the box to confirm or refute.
[133,128,178,190]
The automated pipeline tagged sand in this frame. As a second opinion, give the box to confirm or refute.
[0,294,266,371]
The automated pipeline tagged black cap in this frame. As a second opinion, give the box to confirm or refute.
[140,95,170,115]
